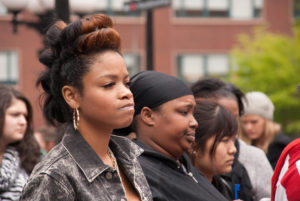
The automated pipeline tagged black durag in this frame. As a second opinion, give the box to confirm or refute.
[114,70,192,136]
[131,70,192,115]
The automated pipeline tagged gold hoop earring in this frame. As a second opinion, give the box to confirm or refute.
[73,108,80,130]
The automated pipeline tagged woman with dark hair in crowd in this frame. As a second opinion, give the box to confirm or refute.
[191,78,273,201]
[190,101,238,200]
[0,85,40,200]
[20,14,152,201]
[115,71,228,201]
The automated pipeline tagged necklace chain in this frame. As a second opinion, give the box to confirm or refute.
[107,148,116,169]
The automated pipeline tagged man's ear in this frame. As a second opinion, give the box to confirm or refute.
[140,107,155,126]
[61,85,80,109]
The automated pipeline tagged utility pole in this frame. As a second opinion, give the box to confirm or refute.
[55,0,70,23]
[124,0,171,71]
[146,10,153,70]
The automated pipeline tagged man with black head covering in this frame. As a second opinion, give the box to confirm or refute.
[115,71,228,201]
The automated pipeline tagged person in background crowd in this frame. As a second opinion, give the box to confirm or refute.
[20,14,152,201]
[191,78,273,201]
[241,91,292,169]
[115,70,228,201]
[271,138,300,201]
[190,100,238,200]
[0,85,40,200]
[34,125,63,156]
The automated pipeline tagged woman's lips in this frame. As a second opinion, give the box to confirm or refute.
[226,159,234,165]
[120,103,134,111]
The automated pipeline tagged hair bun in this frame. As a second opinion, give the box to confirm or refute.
[39,21,67,67]
[80,14,113,34]
[76,14,121,53]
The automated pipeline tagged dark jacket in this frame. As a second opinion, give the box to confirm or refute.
[221,140,255,201]
[267,132,292,169]
[134,140,228,201]
[212,176,232,201]
[20,126,152,201]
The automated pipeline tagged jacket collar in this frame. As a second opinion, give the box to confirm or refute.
[62,126,143,183]
[134,140,192,171]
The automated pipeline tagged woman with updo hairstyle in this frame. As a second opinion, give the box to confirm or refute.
[0,85,40,200]
[20,14,152,201]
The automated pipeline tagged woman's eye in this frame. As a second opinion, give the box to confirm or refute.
[125,81,131,87]
[221,138,229,143]
[103,83,115,88]
[9,113,19,117]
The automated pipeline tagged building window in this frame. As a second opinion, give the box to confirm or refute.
[0,51,19,84]
[124,53,141,77]
[173,0,263,19]
[177,54,229,83]
[294,0,300,18]
[98,0,141,16]
[0,2,8,15]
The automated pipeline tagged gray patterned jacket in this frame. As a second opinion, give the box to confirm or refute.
[0,146,28,201]
[20,127,152,201]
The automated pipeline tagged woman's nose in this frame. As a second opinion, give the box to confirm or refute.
[229,140,237,154]
[120,85,133,100]
[19,115,27,125]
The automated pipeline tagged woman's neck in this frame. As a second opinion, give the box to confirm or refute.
[200,170,213,183]
[78,119,112,159]
[195,164,213,183]
[252,136,265,151]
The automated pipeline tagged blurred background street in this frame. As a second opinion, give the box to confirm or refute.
[0,0,299,137]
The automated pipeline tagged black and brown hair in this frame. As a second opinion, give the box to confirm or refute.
[193,101,238,157]
[191,78,245,117]
[0,85,40,174]
[37,14,122,125]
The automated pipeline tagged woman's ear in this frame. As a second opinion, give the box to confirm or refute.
[140,107,155,126]
[61,85,80,109]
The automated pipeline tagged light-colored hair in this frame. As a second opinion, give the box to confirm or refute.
[240,118,281,153]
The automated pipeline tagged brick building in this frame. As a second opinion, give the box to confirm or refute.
[0,0,294,128]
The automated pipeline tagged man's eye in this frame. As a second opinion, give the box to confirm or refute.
[179,111,188,115]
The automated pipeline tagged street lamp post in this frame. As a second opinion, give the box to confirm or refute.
[146,10,153,70]
[0,0,100,35]
[0,0,68,34]
[55,0,70,24]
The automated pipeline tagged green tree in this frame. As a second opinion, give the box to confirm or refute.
[229,25,300,138]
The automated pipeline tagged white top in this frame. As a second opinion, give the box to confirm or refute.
[238,139,274,201]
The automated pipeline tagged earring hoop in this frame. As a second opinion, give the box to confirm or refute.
[73,108,80,130]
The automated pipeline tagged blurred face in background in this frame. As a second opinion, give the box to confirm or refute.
[216,98,239,120]
[2,98,28,145]
[240,114,265,140]
[195,97,239,120]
